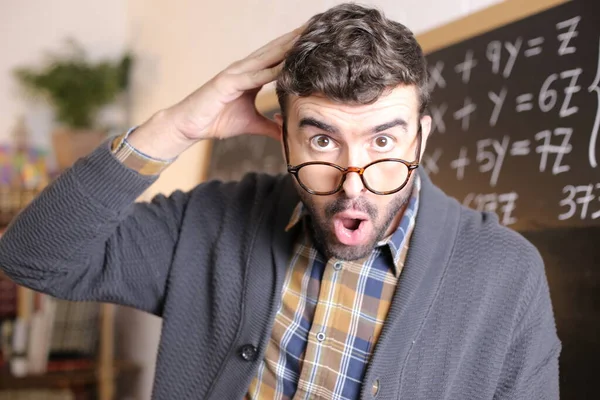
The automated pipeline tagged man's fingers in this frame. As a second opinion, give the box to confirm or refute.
[234,62,284,92]
[229,24,304,74]
[235,35,296,74]
[246,25,303,60]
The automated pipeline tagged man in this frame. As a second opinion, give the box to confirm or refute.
[0,3,560,399]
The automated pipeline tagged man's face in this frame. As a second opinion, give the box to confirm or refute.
[277,85,431,261]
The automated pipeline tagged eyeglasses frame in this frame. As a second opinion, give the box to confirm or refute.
[282,121,423,196]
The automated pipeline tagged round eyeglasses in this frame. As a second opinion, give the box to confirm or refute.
[283,123,422,196]
[287,158,418,195]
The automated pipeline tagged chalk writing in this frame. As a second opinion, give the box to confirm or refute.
[489,87,508,126]
[454,97,477,131]
[556,16,580,56]
[588,37,600,168]
[535,128,572,175]
[455,50,478,84]
[423,148,442,175]
[421,3,598,230]
[515,93,534,112]
[524,36,544,57]
[430,103,447,134]
[450,146,470,180]
[559,183,600,220]
[463,191,518,226]
[476,136,510,187]
[428,61,446,91]
[486,38,522,78]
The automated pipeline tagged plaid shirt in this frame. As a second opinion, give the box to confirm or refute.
[110,128,175,176]
[246,175,420,400]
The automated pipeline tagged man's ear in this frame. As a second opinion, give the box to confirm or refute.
[274,113,284,127]
[273,113,284,139]
[274,113,288,164]
[419,114,432,159]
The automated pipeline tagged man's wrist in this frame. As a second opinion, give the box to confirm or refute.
[126,109,197,161]
[111,110,198,175]
[111,128,175,176]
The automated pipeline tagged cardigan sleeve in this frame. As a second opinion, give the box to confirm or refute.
[0,140,191,316]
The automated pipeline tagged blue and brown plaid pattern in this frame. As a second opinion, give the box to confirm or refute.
[110,127,175,176]
[246,175,420,400]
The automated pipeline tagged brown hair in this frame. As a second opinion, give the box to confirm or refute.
[276,3,429,117]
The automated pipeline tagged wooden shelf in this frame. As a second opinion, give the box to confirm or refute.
[0,360,139,391]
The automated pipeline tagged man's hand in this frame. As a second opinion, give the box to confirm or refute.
[127,24,304,160]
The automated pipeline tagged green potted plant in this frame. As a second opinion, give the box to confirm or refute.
[14,38,132,171]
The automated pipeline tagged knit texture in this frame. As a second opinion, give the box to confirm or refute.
[0,140,561,399]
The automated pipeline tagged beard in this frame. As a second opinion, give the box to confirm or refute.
[296,181,413,261]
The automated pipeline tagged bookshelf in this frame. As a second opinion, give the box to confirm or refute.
[0,358,139,392]
[0,269,139,400]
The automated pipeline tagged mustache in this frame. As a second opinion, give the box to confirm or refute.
[324,196,378,220]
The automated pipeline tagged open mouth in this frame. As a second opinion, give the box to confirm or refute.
[342,218,364,231]
[333,214,372,246]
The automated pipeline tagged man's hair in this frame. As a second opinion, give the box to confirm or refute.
[276,3,429,117]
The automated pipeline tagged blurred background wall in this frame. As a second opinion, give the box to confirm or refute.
[0,0,129,155]
[1,1,502,398]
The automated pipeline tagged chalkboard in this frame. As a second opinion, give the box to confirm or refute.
[422,3,600,398]
[520,226,599,398]
[424,0,600,231]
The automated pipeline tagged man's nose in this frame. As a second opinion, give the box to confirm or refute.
[341,169,367,199]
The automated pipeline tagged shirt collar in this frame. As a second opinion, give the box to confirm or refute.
[285,174,421,277]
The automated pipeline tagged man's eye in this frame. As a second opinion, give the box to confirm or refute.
[373,135,395,152]
[310,135,336,150]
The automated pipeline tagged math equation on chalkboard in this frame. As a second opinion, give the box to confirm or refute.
[424,0,600,231]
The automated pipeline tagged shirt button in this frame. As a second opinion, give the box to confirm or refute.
[371,379,380,396]
[239,344,258,361]
[333,261,342,271]
[316,332,326,342]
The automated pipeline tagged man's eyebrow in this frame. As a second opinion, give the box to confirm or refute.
[298,117,339,134]
[298,117,409,136]
[373,119,408,133]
